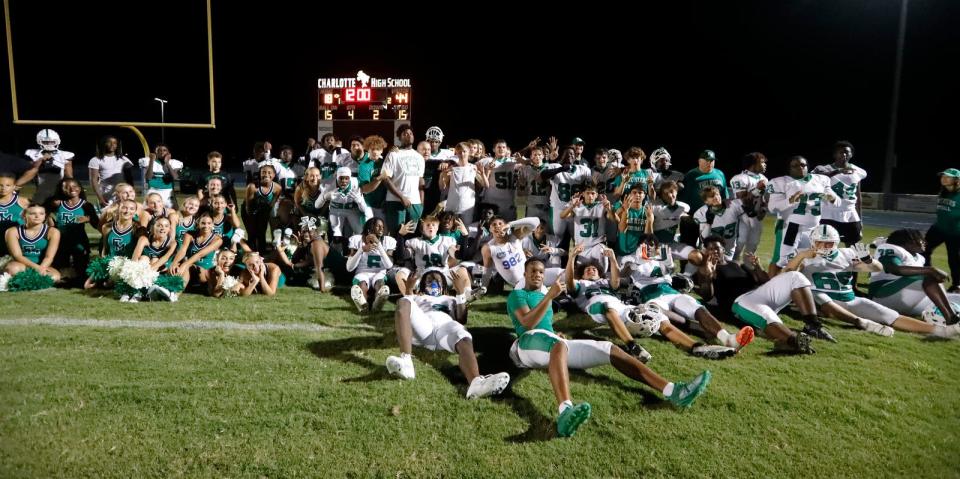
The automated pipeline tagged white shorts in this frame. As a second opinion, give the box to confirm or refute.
[648,293,702,321]
[146,188,174,208]
[509,329,612,369]
[405,298,472,353]
[818,295,900,326]
[670,243,696,261]
[353,270,387,287]
[330,211,364,238]
[775,222,814,268]
[734,215,763,261]
[551,207,573,237]
[872,279,960,317]
[732,271,811,329]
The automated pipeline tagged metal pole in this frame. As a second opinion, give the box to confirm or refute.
[882,0,908,210]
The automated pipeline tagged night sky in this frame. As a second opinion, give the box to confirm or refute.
[1,0,957,194]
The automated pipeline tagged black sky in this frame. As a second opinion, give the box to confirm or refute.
[1,0,957,194]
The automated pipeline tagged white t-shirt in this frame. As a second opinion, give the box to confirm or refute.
[382,148,425,204]
[445,164,477,214]
[88,155,133,194]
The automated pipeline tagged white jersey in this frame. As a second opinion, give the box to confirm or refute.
[573,278,617,310]
[730,171,768,199]
[799,247,859,301]
[521,234,563,267]
[382,148,425,204]
[242,158,261,177]
[257,158,297,184]
[651,200,690,244]
[25,149,74,185]
[812,163,867,223]
[348,235,397,274]
[872,243,925,285]
[765,176,794,219]
[693,200,745,245]
[309,148,354,186]
[780,174,838,227]
[324,184,372,217]
[488,237,526,286]
[429,149,456,161]
[523,164,551,207]
[408,294,457,318]
[479,157,517,206]
[445,165,477,215]
[653,169,685,190]
[572,202,607,246]
[546,163,591,208]
[620,254,672,289]
[407,235,458,271]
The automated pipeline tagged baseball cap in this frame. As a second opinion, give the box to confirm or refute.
[939,168,960,178]
[571,137,585,146]
[699,149,717,162]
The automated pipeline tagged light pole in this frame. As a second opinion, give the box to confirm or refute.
[154,97,168,144]
[882,0,908,210]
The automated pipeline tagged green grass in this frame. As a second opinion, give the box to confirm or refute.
[2,218,960,478]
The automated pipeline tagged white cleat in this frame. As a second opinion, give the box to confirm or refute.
[385,355,415,380]
[860,318,895,337]
[350,285,369,313]
[371,285,391,312]
[466,372,510,399]
[467,286,487,304]
[932,323,960,339]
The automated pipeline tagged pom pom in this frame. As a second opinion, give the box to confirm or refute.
[8,269,55,292]
[155,274,185,293]
[85,256,112,283]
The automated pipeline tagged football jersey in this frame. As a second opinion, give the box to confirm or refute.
[693,200,745,245]
[812,164,867,223]
[651,200,690,244]
[409,294,457,317]
[781,174,837,226]
[407,235,458,271]
[572,202,606,246]
[546,163,591,208]
[348,235,398,274]
[479,157,518,206]
[573,278,617,310]
[871,243,925,289]
[488,237,526,286]
[523,164,551,207]
[799,247,859,301]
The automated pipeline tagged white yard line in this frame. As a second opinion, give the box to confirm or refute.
[0,317,375,333]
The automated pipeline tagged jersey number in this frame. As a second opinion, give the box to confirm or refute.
[792,193,822,216]
[580,218,600,238]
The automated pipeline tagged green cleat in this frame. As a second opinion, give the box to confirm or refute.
[557,402,592,438]
[668,370,711,408]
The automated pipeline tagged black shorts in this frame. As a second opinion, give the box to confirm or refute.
[819,219,863,245]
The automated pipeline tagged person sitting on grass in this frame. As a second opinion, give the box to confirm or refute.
[170,213,223,288]
[385,270,512,400]
[507,259,712,438]
[3,204,61,282]
[346,217,396,313]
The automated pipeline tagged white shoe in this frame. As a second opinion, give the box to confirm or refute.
[350,285,368,313]
[371,285,391,312]
[466,372,510,399]
[467,286,487,304]
[859,318,895,337]
[308,278,320,290]
[386,355,415,379]
[691,344,736,360]
[932,323,960,339]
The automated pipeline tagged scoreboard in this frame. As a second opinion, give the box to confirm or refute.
[317,71,411,142]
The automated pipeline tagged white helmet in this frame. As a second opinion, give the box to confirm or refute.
[624,302,666,338]
[425,126,444,143]
[810,224,841,257]
[650,147,671,171]
[606,148,623,165]
[922,302,960,326]
[36,129,61,152]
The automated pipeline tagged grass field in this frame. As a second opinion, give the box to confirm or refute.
[2,211,959,478]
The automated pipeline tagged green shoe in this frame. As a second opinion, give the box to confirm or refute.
[557,402,592,437]
[668,371,711,408]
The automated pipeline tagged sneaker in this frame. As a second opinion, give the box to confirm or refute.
[667,371,711,408]
[557,402,592,437]
[147,286,174,302]
[802,324,838,343]
[691,344,736,360]
[735,326,755,351]
[350,285,369,313]
[466,372,510,399]
[932,323,960,339]
[467,286,487,304]
[308,278,320,291]
[859,318,895,337]
[371,285,391,312]
[626,343,652,363]
[775,332,816,354]
[385,355,415,380]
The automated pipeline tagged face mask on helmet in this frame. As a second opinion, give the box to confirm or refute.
[36,129,61,152]
[815,242,838,258]
[810,225,841,258]
[425,126,444,143]
[425,280,443,297]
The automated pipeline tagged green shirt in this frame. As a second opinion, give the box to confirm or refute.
[935,190,960,236]
[357,156,387,207]
[680,168,728,212]
[507,288,554,336]
[611,169,653,197]
[617,206,647,256]
[0,193,25,227]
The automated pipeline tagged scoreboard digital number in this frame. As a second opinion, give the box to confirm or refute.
[317,71,411,121]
